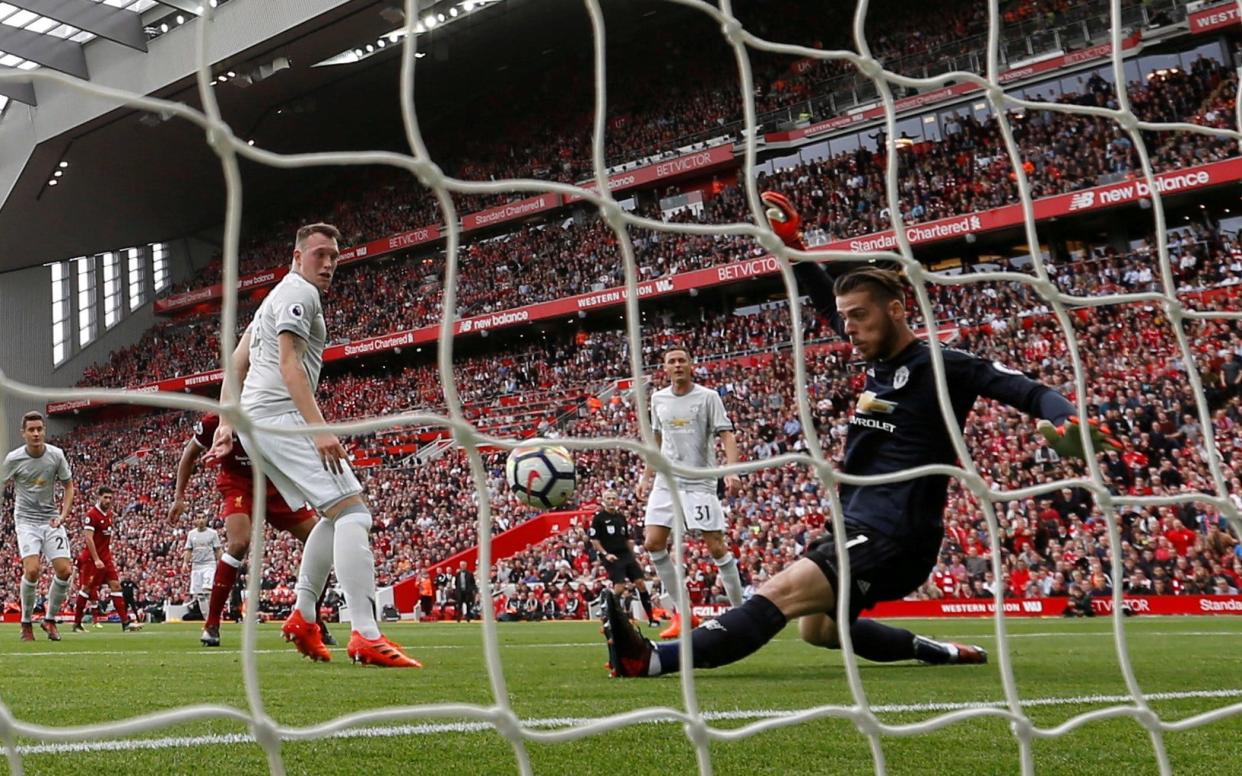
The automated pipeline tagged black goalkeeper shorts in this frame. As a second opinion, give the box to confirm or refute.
[803,524,938,622]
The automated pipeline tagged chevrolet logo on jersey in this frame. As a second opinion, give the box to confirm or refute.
[856,391,898,415]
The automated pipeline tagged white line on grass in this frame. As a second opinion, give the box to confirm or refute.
[10,689,1242,755]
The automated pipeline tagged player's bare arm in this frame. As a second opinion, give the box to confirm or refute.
[85,525,103,569]
[210,328,252,461]
[638,431,662,500]
[277,330,347,475]
[170,438,205,520]
[51,479,74,529]
[719,429,741,497]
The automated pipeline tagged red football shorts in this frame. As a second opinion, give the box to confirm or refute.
[217,471,315,532]
[77,552,118,589]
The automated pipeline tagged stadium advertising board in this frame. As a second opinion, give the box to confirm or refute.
[1188,2,1240,34]
[338,225,441,264]
[835,156,1242,254]
[565,144,735,202]
[689,595,1242,620]
[463,193,563,231]
[153,267,290,313]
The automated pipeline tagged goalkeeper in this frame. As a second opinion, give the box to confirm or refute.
[601,191,1119,678]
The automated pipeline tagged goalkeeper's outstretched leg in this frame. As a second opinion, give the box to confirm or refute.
[601,191,1116,678]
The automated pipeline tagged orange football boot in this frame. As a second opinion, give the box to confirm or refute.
[281,609,332,662]
[347,632,423,668]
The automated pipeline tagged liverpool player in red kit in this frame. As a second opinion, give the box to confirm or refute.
[171,413,334,648]
[72,486,142,632]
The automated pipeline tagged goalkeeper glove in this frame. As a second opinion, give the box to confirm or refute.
[760,191,807,250]
[1036,416,1122,459]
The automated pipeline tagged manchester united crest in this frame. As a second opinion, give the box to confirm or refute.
[893,365,909,390]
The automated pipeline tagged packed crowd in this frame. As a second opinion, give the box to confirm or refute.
[12,237,1242,616]
[158,0,1179,295]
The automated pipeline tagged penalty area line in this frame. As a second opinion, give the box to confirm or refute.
[11,689,1242,755]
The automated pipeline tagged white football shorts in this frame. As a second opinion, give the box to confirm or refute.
[189,565,216,596]
[16,522,71,562]
[239,411,363,512]
[644,484,725,533]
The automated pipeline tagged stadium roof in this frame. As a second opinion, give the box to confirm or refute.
[0,0,703,272]
[0,0,168,114]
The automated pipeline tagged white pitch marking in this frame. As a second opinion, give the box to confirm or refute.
[9,689,1242,755]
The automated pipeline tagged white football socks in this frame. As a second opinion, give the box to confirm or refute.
[649,548,680,615]
[714,551,744,607]
[294,518,335,621]
[334,509,381,640]
[47,576,71,622]
[20,577,36,623]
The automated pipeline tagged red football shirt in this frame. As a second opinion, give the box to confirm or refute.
[82,504,114,557]
[1166,528,1198,557]
[193,413,251,478]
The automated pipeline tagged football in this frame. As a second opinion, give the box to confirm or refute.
[505,445,576,509]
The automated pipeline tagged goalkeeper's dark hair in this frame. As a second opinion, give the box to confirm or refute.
[833,267,905,305]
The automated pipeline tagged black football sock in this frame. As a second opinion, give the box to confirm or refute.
[849,619,916,662]
[639,590,655,622]
[653,594,786,674]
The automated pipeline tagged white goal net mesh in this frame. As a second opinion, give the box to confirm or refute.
[1,0,1241,774]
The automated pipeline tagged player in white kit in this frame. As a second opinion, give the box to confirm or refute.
[1,412,75,641]
[639,347,744,639]
[211,223,419,668]
[183,515,222,615]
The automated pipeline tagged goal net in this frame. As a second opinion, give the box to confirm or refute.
[1,0,1240,774]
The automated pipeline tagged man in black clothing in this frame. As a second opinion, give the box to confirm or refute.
[602,191,1119,678]
[453,561,477,623]
[590,489,659,627]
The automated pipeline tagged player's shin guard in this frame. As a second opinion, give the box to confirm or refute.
[47,576,70,622]
[649,549,679,614]
[20,577,36,623]
[74,590,90,626]
[714,552,745,607]
[295,519,334,621]
[652,594,786,674]
[848,619,916,662]
[333,506,381,640]
[111,592,129,626]
[207,553,242,629]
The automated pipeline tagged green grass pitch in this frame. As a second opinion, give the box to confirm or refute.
[0,616,1239,775]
